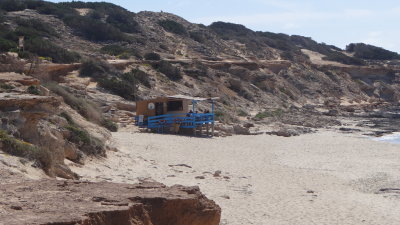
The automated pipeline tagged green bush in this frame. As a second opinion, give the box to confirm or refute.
[27,85,40,95]
[80,59,138,100]
[144,52,161,60]
[98,76,137,100]
[80,59,113,78]
[15,18,58,38]
[65,124,104,155]
[102,119,118,132]
[0,129,51,169]
[152,60,182,81]
[158,20,187,35]
[0,37,16,52]
[60,112,106,155]
[106,9,139,33]
[0,82,14,90]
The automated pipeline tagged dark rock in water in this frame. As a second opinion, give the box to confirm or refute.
[0,180,221,225]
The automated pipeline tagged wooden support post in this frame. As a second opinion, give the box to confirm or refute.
[206,123,209,137]
[212,123,215,137]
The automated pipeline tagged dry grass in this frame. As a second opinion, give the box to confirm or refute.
[45,82,103,123]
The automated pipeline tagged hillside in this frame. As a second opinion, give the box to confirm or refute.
[1,0,400,177]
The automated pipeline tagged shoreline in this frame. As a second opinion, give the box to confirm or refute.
[69,129,400,225]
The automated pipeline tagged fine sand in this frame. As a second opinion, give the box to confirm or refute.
[70,130,400,225]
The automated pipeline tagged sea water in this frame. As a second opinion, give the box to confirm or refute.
[375,132,400,144]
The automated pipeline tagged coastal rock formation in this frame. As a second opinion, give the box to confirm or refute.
[0,180,221,225]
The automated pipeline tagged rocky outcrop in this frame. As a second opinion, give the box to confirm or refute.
[0,180,221,225]
[0,72,40,86]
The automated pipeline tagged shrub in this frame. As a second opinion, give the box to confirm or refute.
[0,129,51,169]
[60,112,106,155]
[237,109,248,117]
[144,52,161,60]
[346,43,400,60]
[254,109,284,120]
[15,18,58,38]
[80,59,112,78]
[0,82,14,90]
[323,51,365,65]
[0,37,16,52]
[24,38,81,63]
[132,69,151,88]
[158,20,187,35]
[0,0,27,12]
[27,85,40,95]
[106,8,139,33]
[152,60,182,81]
[64,15,128,42]
[98,76,137,100]
[100,44,126,56]
[100,45,141,59]
[102,119,118,132]
[65,124,104,155]
[189,31,206,43]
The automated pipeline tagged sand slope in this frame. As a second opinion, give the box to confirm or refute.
[70,131,400,225]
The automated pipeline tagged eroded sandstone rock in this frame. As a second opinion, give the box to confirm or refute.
[0,180,221,225]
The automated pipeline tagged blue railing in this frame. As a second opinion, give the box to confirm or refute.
[135,113,214,132]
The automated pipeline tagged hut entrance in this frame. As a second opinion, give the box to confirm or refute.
[155,102,164,116]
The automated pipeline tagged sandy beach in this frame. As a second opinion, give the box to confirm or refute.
[70,130,400,225]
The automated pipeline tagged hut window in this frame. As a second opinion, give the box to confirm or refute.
[167,101,183,111]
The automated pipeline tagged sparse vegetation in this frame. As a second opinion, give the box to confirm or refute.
[45,82,103,124]
[0,129,51,169]
[60,112,106,155]
[254,109,285,120]
[228,78,253,100]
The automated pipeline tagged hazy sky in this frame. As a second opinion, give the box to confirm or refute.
[49,0,400,53]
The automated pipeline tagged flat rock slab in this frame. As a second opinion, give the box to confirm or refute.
[0,180,221,225]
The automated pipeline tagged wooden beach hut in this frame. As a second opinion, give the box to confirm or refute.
[135,95,218,136]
